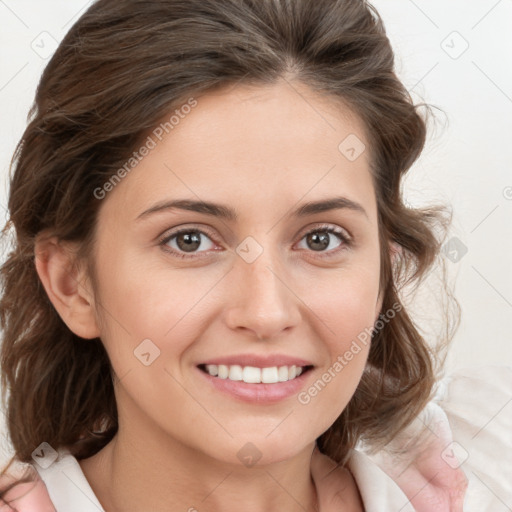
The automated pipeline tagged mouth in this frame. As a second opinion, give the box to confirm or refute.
[197,363,314,384]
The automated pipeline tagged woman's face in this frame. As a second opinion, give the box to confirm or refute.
[89,80,384,465]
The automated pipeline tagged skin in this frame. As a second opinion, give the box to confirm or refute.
[35,79,389,511]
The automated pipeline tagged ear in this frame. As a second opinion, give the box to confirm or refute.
[34,235,100,339]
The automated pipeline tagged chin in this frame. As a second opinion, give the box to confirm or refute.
[216,434,313,468]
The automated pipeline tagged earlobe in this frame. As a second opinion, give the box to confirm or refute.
[34,236,100,339]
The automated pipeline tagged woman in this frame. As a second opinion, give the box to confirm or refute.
[0,0,480,510]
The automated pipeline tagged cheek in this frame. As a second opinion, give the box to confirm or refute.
[93,242,202,332]
[293,258,380,426]
[89,251,221,443]
[295,330,373,438]
[301,255,381,346]
[90,245,230,385]
[317,273,378,323]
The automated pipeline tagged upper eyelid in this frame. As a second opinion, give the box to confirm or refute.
[158,225,219,245]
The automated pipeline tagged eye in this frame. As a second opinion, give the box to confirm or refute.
[295,224,351,256]
[158,223,351,260]
[159,227,218,259]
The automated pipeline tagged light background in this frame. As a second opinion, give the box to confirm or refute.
[0,0,511,459]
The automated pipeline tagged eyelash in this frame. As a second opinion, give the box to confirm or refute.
[158,224,352,260]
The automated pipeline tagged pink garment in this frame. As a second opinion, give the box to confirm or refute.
[0,477,56,512]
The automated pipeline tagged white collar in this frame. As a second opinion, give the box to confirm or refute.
[346,449,415,511]
[33,448,105,512]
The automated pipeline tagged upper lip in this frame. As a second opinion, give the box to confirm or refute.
[199,354,314,368]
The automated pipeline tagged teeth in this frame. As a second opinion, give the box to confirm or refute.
[218,364,228,379]
[261,367,278,384]
[242,366,261,383]
[204,364,306,383]
[278,366,289,382]
[228,365,243,381]
[206,364,218,376]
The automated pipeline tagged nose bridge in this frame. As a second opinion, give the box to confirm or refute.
[226,238,301,337]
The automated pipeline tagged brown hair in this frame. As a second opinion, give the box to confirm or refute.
[0,0,459,490]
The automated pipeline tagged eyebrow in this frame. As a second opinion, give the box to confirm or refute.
[136,196,368,222]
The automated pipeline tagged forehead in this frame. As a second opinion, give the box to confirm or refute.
[99,80,377,223]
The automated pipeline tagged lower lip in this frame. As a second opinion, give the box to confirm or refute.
[196,366,313,403]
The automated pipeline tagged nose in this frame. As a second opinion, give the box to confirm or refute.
[223,247,302,340]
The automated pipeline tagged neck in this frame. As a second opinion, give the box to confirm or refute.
[79,425,319,512]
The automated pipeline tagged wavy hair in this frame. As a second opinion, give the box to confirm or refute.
[0,0,459,494]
